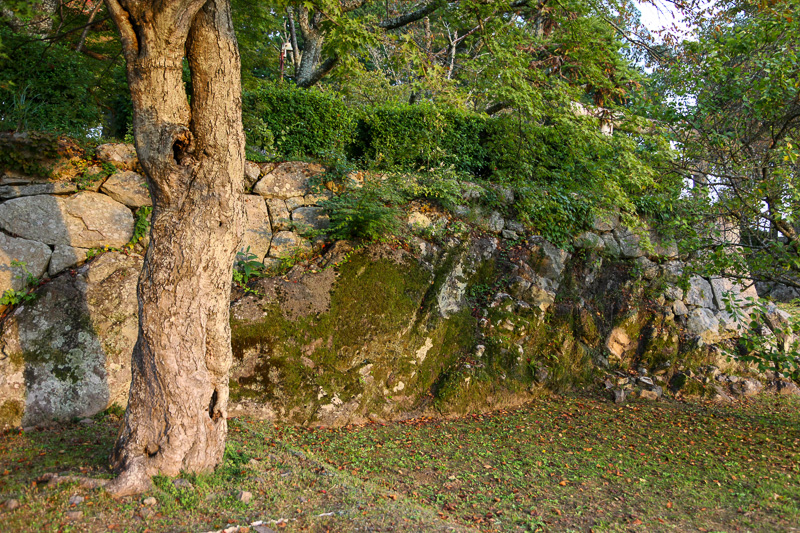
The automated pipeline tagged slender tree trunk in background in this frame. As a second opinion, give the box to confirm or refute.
[104,0,244,496]
[76,0,104,53]
[286,7,301,70]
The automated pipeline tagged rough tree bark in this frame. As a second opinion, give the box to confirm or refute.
[292,0,439,88]
[104,0,244,496]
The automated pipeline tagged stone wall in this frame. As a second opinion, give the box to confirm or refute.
[0,140,333,296]
[0,141,793,430]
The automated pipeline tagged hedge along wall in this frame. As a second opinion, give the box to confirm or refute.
[242,84,358,158]
[241,83,635,180]
[351,104,489,175]
[242,84,660,247]
[242,84,490,174]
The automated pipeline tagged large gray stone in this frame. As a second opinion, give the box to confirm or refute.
[684,276,715,308]
[285,196,304,211]
[266,198,291,231]
[634,256,659,280]
[613,227,644,258]
[48,245,89,276]
[487,211,505,233]
[100,170,151,207]
[95,143,138,170]
[606,328,632,360]
[673,300,689,316]
[460,182,484,201]
[0,234,51,293]
[490,185,515,205]
[0,252,141,429]
[710,277,758,311]
[304,189,333,206]
[522,280,558,313]
[292,207,329,233]
[574,232,605,252]
[592,210,619,232]
[244,161,261,190]
[763,303,795,352]
[437,252,470,318]
[436,239,498,318]
[686,307,722,344]
[759,282,800,302]
[241,195,272,262]
[529,237,570,281]
[253,162,325,199]
[648,229,679,260]
[661,261,684,283]
[0,181,79,200]
[0,192,134,248]
[664,285,684,301]
[601,233,621,256]
[505,220,525,233]
[268,231,311,259]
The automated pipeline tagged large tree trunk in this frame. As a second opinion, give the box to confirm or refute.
[104,0,244,496]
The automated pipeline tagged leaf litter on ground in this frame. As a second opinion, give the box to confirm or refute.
[0,392,798,532]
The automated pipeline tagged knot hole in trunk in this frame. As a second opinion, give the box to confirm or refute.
[208,388,219,420]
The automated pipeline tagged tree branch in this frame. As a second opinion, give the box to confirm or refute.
[378,0,443,30]
[76,0,105,53]
[485,101,511,115]
[104,0,138,60]
[296,55,339,87]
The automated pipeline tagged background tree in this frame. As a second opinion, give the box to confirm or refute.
[0,0,130,136]
[649,0,800,289]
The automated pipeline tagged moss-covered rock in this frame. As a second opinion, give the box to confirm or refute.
[0,252,140,429]
[228,242,501,425]
[0,216,772,428]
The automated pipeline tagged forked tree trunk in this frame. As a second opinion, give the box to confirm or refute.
[104,0,244,496]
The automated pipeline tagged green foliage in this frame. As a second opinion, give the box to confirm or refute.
[0,260,39,307]
[318,167,467,242]
[129,206,152,245]
[724,295,800,381]
[352,104,487,174]
[242,84,357,158]
[242,80,661,244]
[487,112,658,246]
[648,0,800,285]
[233,247,266,287]
[515,186,592,248]
[72,160,117,190]
[0,26,127,137]
[0,131,61,178]
[241,113,275,155]
[319,182,402,242]
[153,475,201,510]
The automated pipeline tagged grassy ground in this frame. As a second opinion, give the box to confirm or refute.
[0,392,798,532]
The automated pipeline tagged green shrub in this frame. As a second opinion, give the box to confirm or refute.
[352,103,488,174]
[319,181,402,242]
[239,86,658,245]
[242,83,357,158]
[0,28,126,137]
